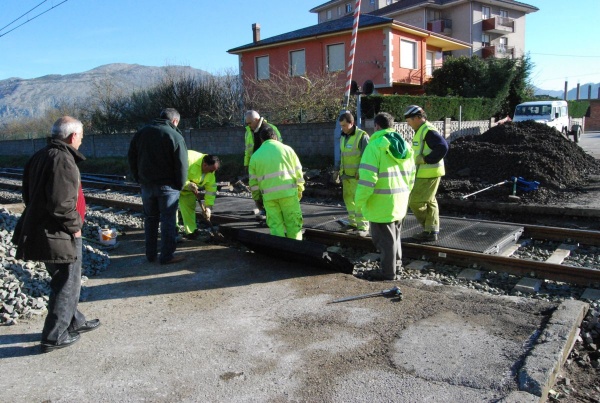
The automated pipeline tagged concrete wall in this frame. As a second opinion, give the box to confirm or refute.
[0,122,339,159]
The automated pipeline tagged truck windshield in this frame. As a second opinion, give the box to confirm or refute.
[515,105,553,116]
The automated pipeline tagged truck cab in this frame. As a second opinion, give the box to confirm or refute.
[513,100,569,133]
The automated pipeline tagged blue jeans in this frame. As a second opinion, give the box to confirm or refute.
[42,237,87,343]
[141,184,180,263]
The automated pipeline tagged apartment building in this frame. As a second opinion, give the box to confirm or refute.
[310,0,539,60]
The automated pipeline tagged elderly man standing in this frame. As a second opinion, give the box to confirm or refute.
[338,111,370,236]
[403,105,448,242]
[244,110,282,174]
[128,108,188,264]
[355,112,415,281]
[12,116,101,352]
[179,151,220,239]
[249,125,304,240]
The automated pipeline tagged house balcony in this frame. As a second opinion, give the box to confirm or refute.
[482,45,514,59]
[482,16,514,34]
[427,19,452,36]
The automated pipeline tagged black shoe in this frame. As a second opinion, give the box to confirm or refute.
[185,229,200,240]
[160,255,186,265]
[41,332,80,353]
[71,319,101,334]
[412,231,438,242]
[366,270,396,281]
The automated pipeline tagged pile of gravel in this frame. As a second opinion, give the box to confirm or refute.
[443,121,600,203]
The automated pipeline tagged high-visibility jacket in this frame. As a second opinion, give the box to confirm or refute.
[249,139,304,202]
[244,119,282,167]
[355,128,416,223]
[412,121,445,178]
[182,150,217,206]
[340,127,369,177]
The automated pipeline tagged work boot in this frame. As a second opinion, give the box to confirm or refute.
[412,231,438,242]
[185,229,201,240]
[352,229,369,238]
[339,224,356,233]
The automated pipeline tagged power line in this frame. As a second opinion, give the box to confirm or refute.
[0,0,49,33]
[0,0,68,39]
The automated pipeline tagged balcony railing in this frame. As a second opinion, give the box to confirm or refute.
[482,16,514,34]
[427,18,452,35]
[482,45,514,59]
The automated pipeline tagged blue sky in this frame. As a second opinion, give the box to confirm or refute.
[0,0,598,92]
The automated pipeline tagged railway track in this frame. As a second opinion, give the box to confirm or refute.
[2,172,599,288]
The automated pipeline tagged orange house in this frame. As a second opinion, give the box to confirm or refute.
[228,14,471,95]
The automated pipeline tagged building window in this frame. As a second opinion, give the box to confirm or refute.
[327,9,332,20]
[327,43,345,72]
[345,3,352,13]
[256,56,269,80]
[481,33,491,47]
[482,6,490,20]
[338,6,342,16]
[426,51,434,76]
[290,50,306,76]
[499,9,508,18]
[498,37,508,54]
[400,39,417,69]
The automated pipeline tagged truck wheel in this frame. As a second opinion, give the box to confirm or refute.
[574,127,581,143]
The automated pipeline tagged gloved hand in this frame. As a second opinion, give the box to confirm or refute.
[415,155,425,165]
[203,207,211,221]
[187,182,199,193]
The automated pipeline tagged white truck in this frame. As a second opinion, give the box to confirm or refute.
[512,100,583,142]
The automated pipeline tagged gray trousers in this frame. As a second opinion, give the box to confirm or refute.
[370,221,403,279]
[42,237,86,343]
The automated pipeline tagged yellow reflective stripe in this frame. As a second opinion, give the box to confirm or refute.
[262,183,298,194]
[358,179,375,188]
[359,163,378,173]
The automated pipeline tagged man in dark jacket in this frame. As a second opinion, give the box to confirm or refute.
[12,116,101,352]
[128,108,189,264]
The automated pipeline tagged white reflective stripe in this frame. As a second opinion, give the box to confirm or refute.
[344,163,360,169]
[250,185,260,191]
[257,169,297,181]
[373,187,411,194]
[423,162,443,168]
[262,183,297,194]
[359,163,378,173]
[342,151,361,157]
[297,178,306,184]
[249,174,258,180]
[204,191,216,196]
[379,169,414,178]
[358,179,375,188]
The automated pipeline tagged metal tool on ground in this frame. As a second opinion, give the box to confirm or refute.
[460,180,509,200]
[508,177,520,201]
[327,286,402,304]
[197,194,225,242]
[234,180,265,219]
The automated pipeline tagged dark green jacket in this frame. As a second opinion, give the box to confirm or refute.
[128,118,188,190]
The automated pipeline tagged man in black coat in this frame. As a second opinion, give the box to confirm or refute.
[128,108,189,264]
[12,116,100,352]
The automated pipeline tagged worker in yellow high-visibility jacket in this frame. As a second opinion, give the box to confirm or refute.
[244,110,282,173]
[179,151,220,239]
[355,112,415,281]
[249,125,304,240]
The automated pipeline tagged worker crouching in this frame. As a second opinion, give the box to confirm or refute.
[249,125,305,240]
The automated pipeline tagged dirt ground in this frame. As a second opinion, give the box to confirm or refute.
[0,227,566,402]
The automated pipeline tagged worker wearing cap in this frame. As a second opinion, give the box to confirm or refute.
[249,125,304,240]
[355,112,415,281]
[179,151,220,239]
[244,110,282,174]
[404,105,448,242]
[338,111,370,236]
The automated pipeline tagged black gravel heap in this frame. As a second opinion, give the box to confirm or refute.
[442,121,600,203]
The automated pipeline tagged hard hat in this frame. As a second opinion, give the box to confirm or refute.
[403,105,424,118]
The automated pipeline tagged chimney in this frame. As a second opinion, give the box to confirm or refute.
[252,23,261,43]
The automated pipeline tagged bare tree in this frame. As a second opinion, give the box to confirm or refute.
[243,69,345,123]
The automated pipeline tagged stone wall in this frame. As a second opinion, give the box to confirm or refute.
[0,122,338,159]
